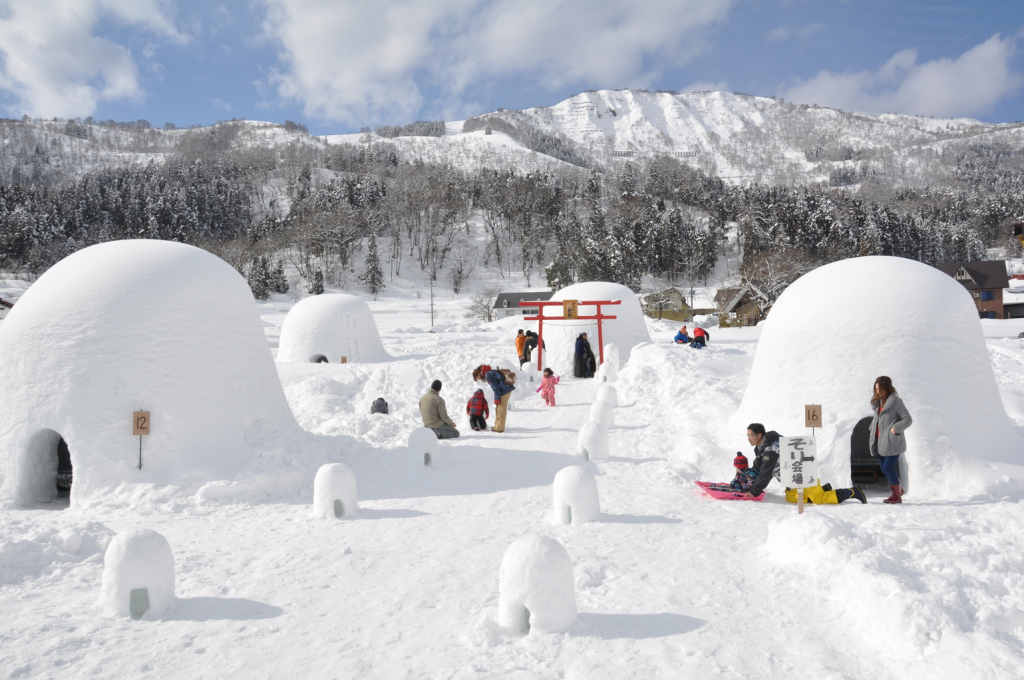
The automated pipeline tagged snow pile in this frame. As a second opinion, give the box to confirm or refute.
[99,529,175,619]
[552,466,600,525]
[277,294,391,364]
[408,427,440,465]
[729,256,1023,499]
[576,422,609,461]
[498,535,577,634]
[596,359,619,383]
[0,240,304,507]
[589,400,615,429]
[543,283,651,376]
[596,384,619,408]
[313,463,358,519]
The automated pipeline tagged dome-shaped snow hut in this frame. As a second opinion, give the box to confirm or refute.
[313,463,358,519]
[728,256,1022,499]
[0,240,300,507]
[576,422,609,461]
[552,466,601,525]
[408,427,440,466]
[277,294,390,364]
[498,535,577,634]
[100,529,175,619]
[544,283,650,377]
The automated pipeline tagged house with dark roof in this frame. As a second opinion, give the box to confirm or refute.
[714,281,772,326]
[936,261,1009,319]
[492,291,554,318]
[0,298,12,321]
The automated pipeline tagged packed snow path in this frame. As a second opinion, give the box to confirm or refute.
[1,324,1023,678]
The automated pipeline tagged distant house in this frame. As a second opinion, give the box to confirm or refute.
[0,298,12,321]
[936,261,1009,319]
[1004,275,1024,320]
[714,281,771,326]
[642,288,690,322]
[493,291,554,318]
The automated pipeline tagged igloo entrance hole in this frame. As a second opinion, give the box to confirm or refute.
[312,354,329,363]
[562,505,572,524]
[19,429,70,504]
[851,417,891,485]
[334,499,345,518]
[129,588,150,620]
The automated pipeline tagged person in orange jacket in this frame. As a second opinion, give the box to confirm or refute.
[515,329,527,367]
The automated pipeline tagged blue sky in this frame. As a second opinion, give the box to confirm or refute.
[0,0,1021,134]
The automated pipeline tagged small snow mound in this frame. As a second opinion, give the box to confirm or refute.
[589,400,615,429]
[576,422,609,461]
[57,528,82,554]
[99,529,175,619]
[552,466,600,525]
[596,384,619,408]
[277,294,391,363]
[313,463,358,519]
[519,363,541,384]
[596,360,619,383]
[498,535,577,634]
[408,427,440,464]
[603,343,620,370]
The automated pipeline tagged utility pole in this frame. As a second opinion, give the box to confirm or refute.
[430,277,435,327]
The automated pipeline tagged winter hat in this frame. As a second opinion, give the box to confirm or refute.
[734,453,748,470]
[431,379,442,391]
[479,364,492,374]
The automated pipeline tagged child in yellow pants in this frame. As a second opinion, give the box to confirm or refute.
[785,481,866,504]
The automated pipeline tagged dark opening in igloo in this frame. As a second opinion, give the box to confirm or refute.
[56,437,73,498]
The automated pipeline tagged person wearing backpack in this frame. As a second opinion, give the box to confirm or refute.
[473,364,516,432]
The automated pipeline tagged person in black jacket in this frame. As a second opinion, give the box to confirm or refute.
[744,423,781,498]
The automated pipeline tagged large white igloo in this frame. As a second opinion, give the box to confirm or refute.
[542,282,650,376]
[728,256,1023,500]
[277,294,390,363]
[0,240,301,507]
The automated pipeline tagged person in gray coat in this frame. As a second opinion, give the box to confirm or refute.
[869,375,912,504]
[419,380,460,439]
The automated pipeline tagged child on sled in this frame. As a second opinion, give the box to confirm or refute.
[729,454,758,492]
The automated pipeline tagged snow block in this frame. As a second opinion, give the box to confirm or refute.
[0,240,301,507]
[519,363,541,384]
[99,529,175,619]
[603,343,620,371]
[277,294,391,364]
[313,463,358,519]
[408,427,440,466]
[544,283,651,377]
[498,535,577,634]
[576,422,609,461]
[596,359,619,383]
[729,255,1023,499]
[552,466,600,525]
[588,400,615,429]
[596,384,619,408]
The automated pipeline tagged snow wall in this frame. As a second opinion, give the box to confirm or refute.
[728,256,1024,500]
[277,294,391,363]
[0,240,304,507]
[543,283,650,377]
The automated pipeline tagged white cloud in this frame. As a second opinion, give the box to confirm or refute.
[766,23,822,43]
[262,0,734,125]
[0,0,182,118]
[778,33,1022,118]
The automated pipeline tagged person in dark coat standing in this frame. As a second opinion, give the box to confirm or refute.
[574,332,595,378]
[869,376,913,504]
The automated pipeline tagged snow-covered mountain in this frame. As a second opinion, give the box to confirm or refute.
[4,89,1024,186]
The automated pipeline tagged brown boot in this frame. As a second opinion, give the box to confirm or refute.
[883,484,902,504]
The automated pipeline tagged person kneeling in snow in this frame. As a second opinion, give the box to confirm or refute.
[690,326,709,348]
[674,326,690,344]
[743,423,865,504]
[420,380,460,439]
[466,388,489,431]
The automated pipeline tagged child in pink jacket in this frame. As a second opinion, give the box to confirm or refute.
[536,368,560,406]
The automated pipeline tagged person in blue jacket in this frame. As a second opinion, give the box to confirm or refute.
[673,326,690,344]
[473,364,516,432]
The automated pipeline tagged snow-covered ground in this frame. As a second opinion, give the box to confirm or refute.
[1,276,1024,678]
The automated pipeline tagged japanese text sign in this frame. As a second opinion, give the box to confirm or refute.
[563,300,579,320]
[780,436,818,489]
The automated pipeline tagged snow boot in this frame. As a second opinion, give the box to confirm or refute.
[883,484,902,504]
[851,486,867,504]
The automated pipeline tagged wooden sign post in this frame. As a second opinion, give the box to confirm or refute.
[780,436,819,515]
[133,411,151,469]
[341,356,348,364]
[562,300,579,320]
[805,404,822,435]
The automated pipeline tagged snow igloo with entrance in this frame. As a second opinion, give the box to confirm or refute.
[0,240,300,507]
[728,256,1022,500]
[543,282,650,377]
[277,294,390,364]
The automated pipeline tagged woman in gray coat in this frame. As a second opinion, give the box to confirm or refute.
[869,376,913,504]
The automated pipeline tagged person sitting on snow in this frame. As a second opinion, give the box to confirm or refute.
[743,423,865,504]
[673,326,690,344]
[729,453,758,492]
[419,380,459,439]
[690,326,709,348]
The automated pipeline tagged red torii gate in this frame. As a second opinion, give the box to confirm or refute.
[519,299,621,371]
